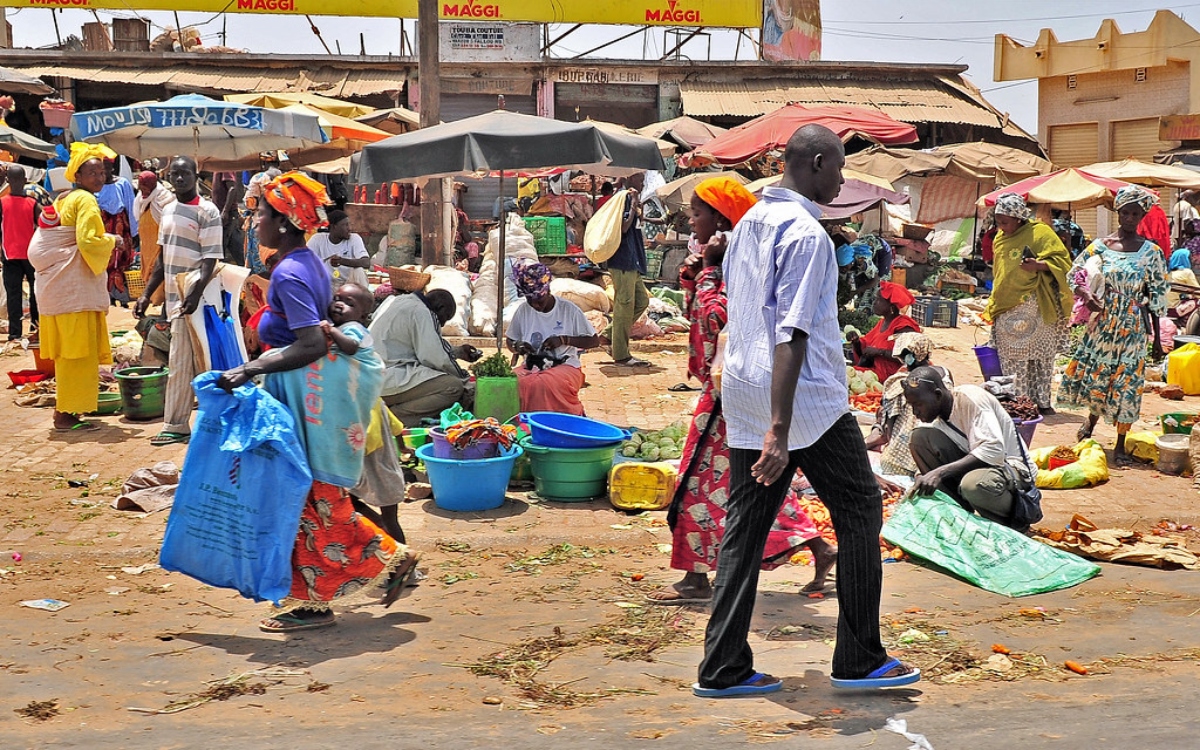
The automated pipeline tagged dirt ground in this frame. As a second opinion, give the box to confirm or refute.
[3,310,1200,748]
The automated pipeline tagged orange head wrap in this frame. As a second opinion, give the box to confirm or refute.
[878,281,915,309]
[262,170,332,233]
[693,176,757,227]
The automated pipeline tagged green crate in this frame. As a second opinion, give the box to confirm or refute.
[643,247,666,279]
[523,216,568,255]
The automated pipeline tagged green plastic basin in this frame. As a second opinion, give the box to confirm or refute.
[520,439,616,501]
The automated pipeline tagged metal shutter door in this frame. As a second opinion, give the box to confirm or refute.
[1111,117,1171,161]
[440,93,538,220]
[1047,123,1100,239]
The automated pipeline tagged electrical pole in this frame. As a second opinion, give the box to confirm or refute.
[417,0,448,267]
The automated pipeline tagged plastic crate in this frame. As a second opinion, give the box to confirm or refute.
[523,216,567,255]
[1160,412,1198,435]
[911,296,958,328]
[124,269,145,297]
[643,248,665,279]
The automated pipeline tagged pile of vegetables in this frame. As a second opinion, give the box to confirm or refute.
[846,366,883,396]
[850,391,883,413]
[470,352,514,378]
[621,421,687,460]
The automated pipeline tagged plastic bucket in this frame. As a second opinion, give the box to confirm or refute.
[973,345,1004,381]
[523,412,631,448]
[429,426,500,460]
[401,427,429,451]
[521,439,617,501]
[115,366,168,421]
[417,443,521,512]
[1156,434,1190,475]
[88,392,122,416]
[1013,415,1043,445]
[474,376,520,424]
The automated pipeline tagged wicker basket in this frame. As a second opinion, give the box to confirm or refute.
[124,269,146,297]
[387,266,431,292]
[40,107,74,129]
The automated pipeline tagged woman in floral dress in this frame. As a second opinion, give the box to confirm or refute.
[646,177,836,605]
[1058,186,1168,465]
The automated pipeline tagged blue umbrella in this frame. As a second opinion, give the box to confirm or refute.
[69,93,328,165]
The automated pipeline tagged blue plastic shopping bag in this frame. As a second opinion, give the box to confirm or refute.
[160,371,313,603]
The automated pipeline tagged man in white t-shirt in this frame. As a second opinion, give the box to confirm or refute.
[902,366,1039,530]
[1173,190,1200,247]
[308,209,370,291]
[506,262,600,415]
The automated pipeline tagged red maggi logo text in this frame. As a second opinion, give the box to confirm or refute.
[646,0,701,23]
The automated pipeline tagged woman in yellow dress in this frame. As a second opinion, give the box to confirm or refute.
[28,143,123,431]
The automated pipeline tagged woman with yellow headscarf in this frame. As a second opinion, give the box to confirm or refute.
[646,177,835,606]
[27,143,122,432]
[216,171,417,633]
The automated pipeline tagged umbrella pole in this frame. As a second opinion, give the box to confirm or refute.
[497,171,506,352]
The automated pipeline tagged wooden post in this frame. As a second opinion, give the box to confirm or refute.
[418,0,444,268]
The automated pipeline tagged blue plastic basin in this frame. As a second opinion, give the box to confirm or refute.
[417,443,522,512]
[522,412,631,448]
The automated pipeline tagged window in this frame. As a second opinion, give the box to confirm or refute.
[1135,68,1147,83]
[1067,75,1077,89]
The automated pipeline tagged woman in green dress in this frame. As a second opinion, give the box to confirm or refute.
[1057,186,1168,465]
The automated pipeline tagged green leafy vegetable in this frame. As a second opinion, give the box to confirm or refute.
[471,352,515,378]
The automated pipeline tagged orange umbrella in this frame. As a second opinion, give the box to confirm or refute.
[280,104,390,144]
[979,168,1139,210]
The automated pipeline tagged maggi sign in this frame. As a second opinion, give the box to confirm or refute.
[0,0,760,25]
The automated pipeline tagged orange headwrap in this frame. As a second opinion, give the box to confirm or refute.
[878,281,915,309]
[263,170,332,233]
[693,176,757,227]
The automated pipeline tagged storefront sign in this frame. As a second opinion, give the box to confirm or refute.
[440,21,540,62]
[555,68,656,85]
[440,77,533,95]
[1160,114,1200,141]
[2,0,762,25]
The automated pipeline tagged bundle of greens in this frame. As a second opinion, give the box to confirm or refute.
[471,352,515,378]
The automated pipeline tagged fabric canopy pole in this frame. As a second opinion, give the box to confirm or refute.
[497,171,506,352]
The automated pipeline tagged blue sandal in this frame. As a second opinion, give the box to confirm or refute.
[830,657,920,689]
[692,672,783,698]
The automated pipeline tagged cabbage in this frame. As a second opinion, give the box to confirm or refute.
[850,379,868,395]
[643,446,661,461]
[861,371,879,384]
[622,444,638,457]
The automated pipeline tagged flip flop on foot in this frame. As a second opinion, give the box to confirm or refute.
[150,431,190,446]
[54,419,99,432]
[668,382,700,392]
[693,672,783,698]
[644,584,712,606]
[381,551,421,609]
[259,611,336,633]
[614,357,651,367]
[830,657,920,689]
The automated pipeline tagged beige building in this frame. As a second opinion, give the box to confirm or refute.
[994,9,1200,235]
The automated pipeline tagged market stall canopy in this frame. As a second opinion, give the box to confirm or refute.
[819,180,909,220]
[1155,146,1200,168]
[1076,159,1200,190]
[225,92,375,120]
[846,142,1052,185]
[352,110,665,184]
[0,124,56,159]
[681,104,919,169]
[586,119,676,160]
[355,107,421,136]
[279,103,390,144]
[303,156,351,175]
[655,171,749,212]
[0,65,52,95]
[637,116,726,150]
[744,169,895,194]
[70,94,328,165]
[978,168,1137,210]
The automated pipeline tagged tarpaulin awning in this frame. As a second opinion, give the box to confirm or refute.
[279,103,390,144]
[683,104,918,168]
[846,142,1052,186]
[655,170,749,211]
[0,65,52,95]
[637,116,726,150]
[225,92,376,119]
[744,169,895,193]
[979,168,1138,210]
[744,174,909,220]
[1076,158,1200,190]
[0,124,56,159]
[355,107,421,136]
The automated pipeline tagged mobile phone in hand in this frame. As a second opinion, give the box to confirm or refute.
[1022,246,1036,261]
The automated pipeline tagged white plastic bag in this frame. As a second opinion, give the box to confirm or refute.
[584,192,627,264]
[425,265,472,337]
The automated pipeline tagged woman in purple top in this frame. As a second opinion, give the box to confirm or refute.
[219,172,417,634]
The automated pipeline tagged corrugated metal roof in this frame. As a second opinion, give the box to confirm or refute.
[679,77,1005,129]
[9,63,403,96]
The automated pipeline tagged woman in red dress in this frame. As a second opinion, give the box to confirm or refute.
[646,177,836,605]
[847,281,921,382]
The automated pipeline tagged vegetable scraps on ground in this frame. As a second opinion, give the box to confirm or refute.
[621,421,686,461]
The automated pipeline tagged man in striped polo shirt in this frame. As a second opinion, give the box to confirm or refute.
[134,156,223,446]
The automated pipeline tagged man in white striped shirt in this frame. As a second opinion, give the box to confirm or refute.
[694,125,919,698]
[134,155,223,446]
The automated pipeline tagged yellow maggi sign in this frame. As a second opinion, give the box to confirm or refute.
[3,0,761,26]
